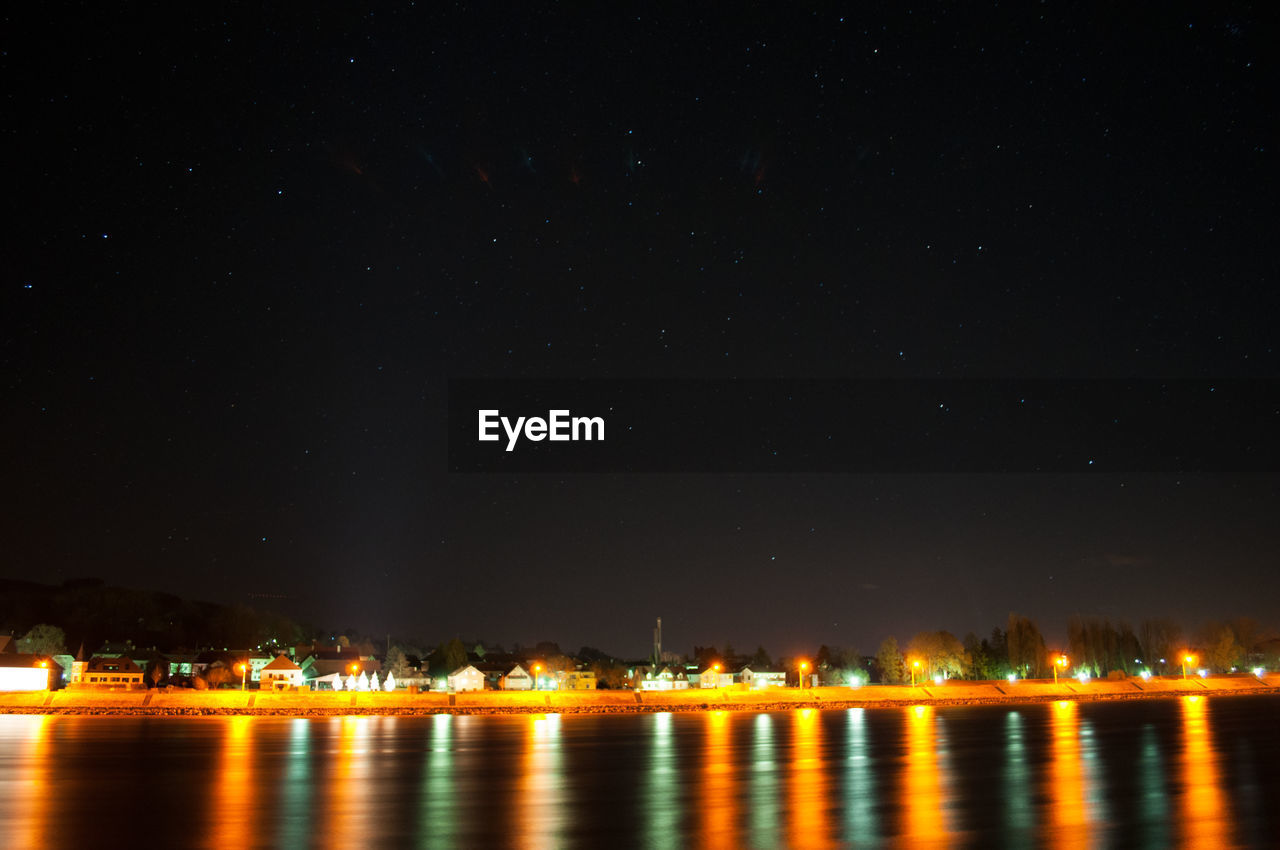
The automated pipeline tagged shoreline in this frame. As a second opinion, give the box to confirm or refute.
[3,676,1277,717]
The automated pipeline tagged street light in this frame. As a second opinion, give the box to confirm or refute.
[1053,654,1068,685]
[798,660,809,689]
[1182,653,1196,680]
[238,663,247,691]
[533,663,543,691]
[712,663,721,688]
[910,659,921,687]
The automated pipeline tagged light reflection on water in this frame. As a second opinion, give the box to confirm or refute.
[843,708,878,846]
[902,704,951,847]
[787,708,830,848]
[1004,710,1034,842]
[750,713,780,848]
[5,714,51,848]
[0,695,1274,847]
[279,718,311,847]
[1180,695,1231,847]
[419,713,454,847]
[646,711,680,846]
[518,713,568,848]
[1046,699,1091,847]
[700,710,737,849]
[212,715,254,849]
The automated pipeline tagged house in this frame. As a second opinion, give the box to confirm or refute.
[640,666,690,691]
[0,653,55,691]
[500,664,533,690]
[698,667,734,689]
[560,670,597,690]
[166,653,199,680]
[448,665,485,692]
[246,653,276,683]
[739,666,787,689]
[82,656,145,688]
[70,643,88,684]
[260,655,305,690]
[299,648,383,683]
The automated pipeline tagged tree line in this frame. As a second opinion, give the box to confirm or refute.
[869,613,1275,683]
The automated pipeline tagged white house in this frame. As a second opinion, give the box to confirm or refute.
[641,667,690,691]
[448,665,485,692]
[739,667,787,689]
[260,655,304,690]
[501,665,533,690]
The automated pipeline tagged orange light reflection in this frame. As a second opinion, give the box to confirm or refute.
[517,713,568,846]
[1179,696,1232,847]
[1044,700,1092,848]
[700,710,737,849]
[786,708,831,849]
[324,716,372,847]
[901,705,951,847]
[11,715,51,849]
[212,716,253,849]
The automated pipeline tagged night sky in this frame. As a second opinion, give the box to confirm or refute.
[5,5,1277,657]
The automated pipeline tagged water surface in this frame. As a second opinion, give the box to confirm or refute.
[2,695,1277,848]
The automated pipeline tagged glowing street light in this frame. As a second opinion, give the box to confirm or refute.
[238,663,248,691]
[712,662,721,688]
[1052,654,1068,685]
[798,660,809,689]
[1181,653,1196,680]
[533,663,543,691]
[910,659,921,687]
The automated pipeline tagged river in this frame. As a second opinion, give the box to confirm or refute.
[2,695,1277,847]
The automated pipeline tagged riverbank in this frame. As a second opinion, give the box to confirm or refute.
[2,674,1278,716]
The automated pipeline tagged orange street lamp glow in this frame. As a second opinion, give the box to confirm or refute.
[1182,653,1196,679]
[910,659,921,687]
[238,663,248,691]
[533,663,543,690]
[798,660,809,689]
[1053,654,1068,684]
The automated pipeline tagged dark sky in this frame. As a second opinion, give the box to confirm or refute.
[4,4,1277,658]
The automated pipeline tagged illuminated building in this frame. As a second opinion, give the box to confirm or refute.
[447,664,485,692]
[261,654,305,690]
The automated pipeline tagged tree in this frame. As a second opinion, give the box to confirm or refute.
[203,664,232,689]
[146,659,167,688]
[17,624,66,656]
[1229,617,1262,659]
[1139,618,1183,675]
[429,639,467,677]
[386,647,410,679]
[1007,614,1046,678]
[875,637,904,684]
[1201,624,1243,672]
[590,660,628,689]
[749,646,772,669]
[964,631,1008,680]
[691,646,720,669]
[907,631,969,679]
